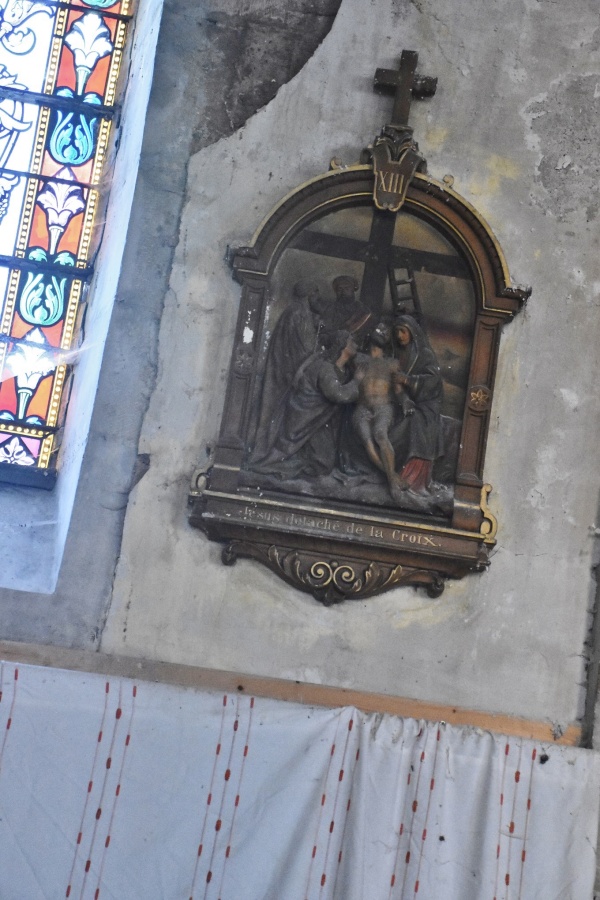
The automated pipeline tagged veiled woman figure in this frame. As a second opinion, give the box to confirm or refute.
[252,278,330,461]
[390,315,444,492]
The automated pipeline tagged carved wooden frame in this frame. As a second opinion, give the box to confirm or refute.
[188,165,529,603]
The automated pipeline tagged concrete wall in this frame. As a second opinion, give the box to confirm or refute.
[2,0,600,733]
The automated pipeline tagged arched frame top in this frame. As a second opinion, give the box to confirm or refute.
[233,166,529,318]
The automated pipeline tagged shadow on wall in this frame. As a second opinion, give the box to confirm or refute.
[187,0,343,151]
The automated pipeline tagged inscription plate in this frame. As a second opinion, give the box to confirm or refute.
[202,492,483,562]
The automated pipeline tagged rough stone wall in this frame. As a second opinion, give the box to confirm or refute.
[1,0,599,735]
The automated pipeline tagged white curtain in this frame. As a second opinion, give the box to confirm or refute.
[0,661,597,899]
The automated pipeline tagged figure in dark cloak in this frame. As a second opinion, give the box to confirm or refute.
[251,331,358,478]
[326,275,373,334]
[390,315,444,492]
[252,278,330,461]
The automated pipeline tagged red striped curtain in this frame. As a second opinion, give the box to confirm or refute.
[0,662,597,899]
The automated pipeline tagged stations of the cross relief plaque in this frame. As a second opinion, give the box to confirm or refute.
[189,51,530,605]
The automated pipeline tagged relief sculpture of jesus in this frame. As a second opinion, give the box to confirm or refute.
[244,272,458,517]
[351,322,413,502]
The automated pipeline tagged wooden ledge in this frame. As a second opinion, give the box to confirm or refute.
[0,640,581,746]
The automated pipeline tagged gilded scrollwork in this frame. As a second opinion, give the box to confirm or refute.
[208,542,446,604]
[267,545,407,602]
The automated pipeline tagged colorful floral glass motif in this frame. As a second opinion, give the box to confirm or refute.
[0,0,132,481]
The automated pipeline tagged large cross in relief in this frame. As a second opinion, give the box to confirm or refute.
[291,51,451,324]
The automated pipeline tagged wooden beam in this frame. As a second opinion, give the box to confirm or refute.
[0,640,580,746]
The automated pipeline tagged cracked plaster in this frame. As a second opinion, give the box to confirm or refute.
[525,74,600,222]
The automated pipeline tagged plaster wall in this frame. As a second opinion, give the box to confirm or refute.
[99,0,600,728]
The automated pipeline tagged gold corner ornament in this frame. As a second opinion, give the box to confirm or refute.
[469,384,492,412]
[480,485,498,543]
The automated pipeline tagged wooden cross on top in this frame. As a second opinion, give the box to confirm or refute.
[374,50,437,128]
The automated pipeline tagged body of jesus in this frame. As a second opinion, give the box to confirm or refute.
[352,325,414,500]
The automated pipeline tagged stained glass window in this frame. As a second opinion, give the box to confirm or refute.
[0,0,132,487]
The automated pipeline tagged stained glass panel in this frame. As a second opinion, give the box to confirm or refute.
[0,0,133,482]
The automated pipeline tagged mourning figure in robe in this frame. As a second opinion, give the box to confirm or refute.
[389,315,444,492]
[251,330,358,478]
[252,278,330,461]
